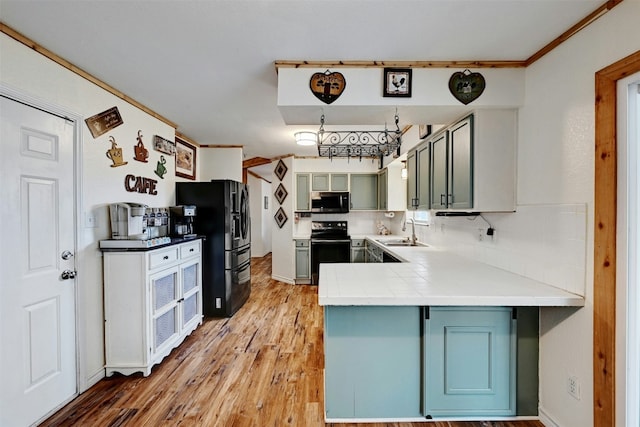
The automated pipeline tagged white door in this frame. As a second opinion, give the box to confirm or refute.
[0,96,77,426]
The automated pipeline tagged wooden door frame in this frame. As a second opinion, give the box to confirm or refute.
[594,49,640,427]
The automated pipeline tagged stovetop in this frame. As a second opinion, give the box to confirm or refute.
[310,221,349,239]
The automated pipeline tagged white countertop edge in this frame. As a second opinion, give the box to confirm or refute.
[318,295,585,307]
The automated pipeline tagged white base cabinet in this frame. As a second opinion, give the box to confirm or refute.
[103,239,203,376]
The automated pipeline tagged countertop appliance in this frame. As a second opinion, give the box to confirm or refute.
[310,221,350,285]
[311,192,349,214]
[109,202,148,240]
[169,205,197,238]
[176,180,251,317]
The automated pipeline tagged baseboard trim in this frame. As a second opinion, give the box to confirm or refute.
[539,406,562,427]
[271,274,295,284]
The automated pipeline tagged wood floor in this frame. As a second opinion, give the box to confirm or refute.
[41,254,543,427]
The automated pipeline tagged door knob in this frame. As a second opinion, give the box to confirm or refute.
[61,250,74,260]
[61,270,77,280]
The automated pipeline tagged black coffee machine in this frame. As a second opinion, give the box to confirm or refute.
[169,205,197,238]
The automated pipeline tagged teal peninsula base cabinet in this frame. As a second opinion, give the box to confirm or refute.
[323,305,539,422]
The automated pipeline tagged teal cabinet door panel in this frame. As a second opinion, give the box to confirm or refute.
[324,306,422,419]
[294,242,310,279]
[424,307,516,417]
[417,143,431,210]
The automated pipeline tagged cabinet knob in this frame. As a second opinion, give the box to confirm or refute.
[163,255,169,260]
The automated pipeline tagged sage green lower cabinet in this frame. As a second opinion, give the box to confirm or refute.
[324,306,422,419]
[294,239,310,282]
[424,307,516,418]
[350,239,366,263]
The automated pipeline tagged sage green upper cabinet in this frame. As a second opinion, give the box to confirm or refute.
[406,149,418,209]
[378,169,388,211]
[430,131,449,209]
[311,173,330,191]
[407,141,431,211]
[431,110,517,212]
[296,173,310,211]
[330,173,349,191]
[312,173,349,192]
[350,173,378,210]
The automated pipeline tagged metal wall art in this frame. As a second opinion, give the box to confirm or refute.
[383,68,412,97]
[154,155,168,179]
[105,136,127,167]
[309,70,346,104]
[274,183,288,205]
[274,160,288,181]
[133,130,149,162]
[274,207,288,228]
[448,69,486,105]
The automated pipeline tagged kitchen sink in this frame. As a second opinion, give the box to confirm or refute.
[377,239,426,247]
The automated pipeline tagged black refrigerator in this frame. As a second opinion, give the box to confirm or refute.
[176,180,251,317]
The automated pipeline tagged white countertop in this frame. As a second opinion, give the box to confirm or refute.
[318,236,585,307]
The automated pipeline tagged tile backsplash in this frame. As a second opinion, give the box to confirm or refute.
[413,204,587,296]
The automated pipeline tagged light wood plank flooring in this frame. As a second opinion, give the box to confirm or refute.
[41,254,543,427]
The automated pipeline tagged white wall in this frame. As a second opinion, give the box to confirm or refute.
[198,147,242,182]
[248,173,272,258]
[406,3,640,426]
[271,156,295,283]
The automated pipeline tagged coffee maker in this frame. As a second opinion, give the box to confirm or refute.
[170,205,197,238]
[109,202,148,240]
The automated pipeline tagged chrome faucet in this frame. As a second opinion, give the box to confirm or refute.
[407,218,417,244]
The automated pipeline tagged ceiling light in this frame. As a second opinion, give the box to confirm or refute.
[295,131,317,146]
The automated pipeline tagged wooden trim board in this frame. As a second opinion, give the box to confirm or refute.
[593,49,640,427]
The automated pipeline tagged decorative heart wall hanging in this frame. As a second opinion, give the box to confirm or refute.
[448,69,486,105]
[309,70,346,104]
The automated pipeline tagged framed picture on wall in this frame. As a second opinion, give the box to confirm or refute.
[175,137,197,180]
[383,68,412,97]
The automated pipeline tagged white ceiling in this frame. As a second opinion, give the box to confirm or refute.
[1,0,603,175]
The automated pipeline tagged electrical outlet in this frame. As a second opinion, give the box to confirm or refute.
[567,375,581,400]
[478,228,484,241]
[216,298,222,309]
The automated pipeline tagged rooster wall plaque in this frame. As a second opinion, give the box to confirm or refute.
[383,68,412,97]
[309,70,346,104]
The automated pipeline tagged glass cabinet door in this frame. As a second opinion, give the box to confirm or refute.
[180,260,201,329]
[150,267,180,352]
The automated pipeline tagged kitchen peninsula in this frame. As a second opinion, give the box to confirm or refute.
[319,237,584,422]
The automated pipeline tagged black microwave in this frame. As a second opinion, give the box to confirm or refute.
[311,192,350,213]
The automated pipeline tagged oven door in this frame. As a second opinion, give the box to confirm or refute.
[310,238,351,285]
